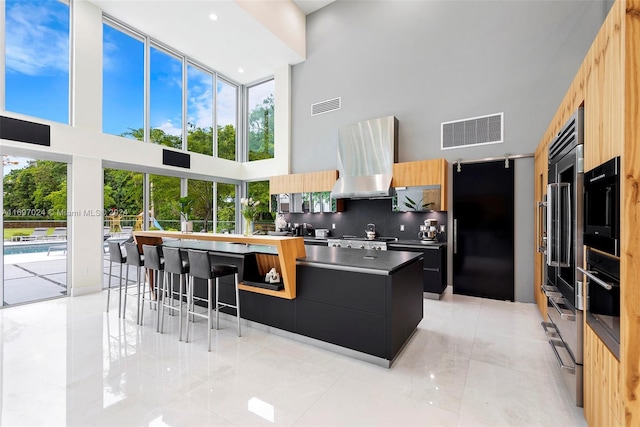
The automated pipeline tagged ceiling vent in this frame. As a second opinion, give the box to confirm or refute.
[311,97,341,116]
[441,112,503,149]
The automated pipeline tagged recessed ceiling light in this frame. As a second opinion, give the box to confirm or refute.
[209,13,218,21]
[238,68,244,73]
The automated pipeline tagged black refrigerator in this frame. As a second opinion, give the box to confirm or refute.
[452,160,514,301]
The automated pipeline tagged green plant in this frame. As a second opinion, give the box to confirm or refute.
[178,196,193,221]
[402,196,435,211]
[240,197,260,222]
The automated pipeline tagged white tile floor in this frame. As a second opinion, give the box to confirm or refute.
[0,288,588,426]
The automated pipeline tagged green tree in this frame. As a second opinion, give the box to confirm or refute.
[122,127,182,148]
[216,183,236,232]
[217,124,236,160]
[3,160,67,218]
[187,123,213,156]
[247,94,274,161]
[103,169,144,216]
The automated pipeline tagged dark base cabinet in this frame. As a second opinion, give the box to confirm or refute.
[189,250,424,364]
[388,243,447,299]
[296,261,423,360]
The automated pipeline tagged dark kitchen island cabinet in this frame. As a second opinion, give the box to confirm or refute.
[388,241,447,299]
[296,246,423,364]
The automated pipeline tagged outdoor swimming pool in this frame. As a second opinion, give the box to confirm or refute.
[3,241,67,255]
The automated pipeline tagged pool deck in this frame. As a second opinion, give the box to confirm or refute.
[3,250,133,307]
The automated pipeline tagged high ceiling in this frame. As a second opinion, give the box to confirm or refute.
[89,0,334,84]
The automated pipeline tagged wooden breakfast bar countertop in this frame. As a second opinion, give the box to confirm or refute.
[133,231,306,299]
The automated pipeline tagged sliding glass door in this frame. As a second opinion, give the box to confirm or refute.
[2,156,68,306]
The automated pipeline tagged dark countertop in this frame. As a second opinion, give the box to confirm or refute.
[389,240,447,250]
[162,239,278,256]
[297,245,422,276]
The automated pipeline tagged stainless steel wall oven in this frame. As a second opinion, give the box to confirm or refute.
[578,249,620,359]
[541,107,584,407]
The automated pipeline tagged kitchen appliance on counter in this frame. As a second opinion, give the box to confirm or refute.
[315,229,330,238]
[584,156,620,256]
[578,249,620,359]
[418,219,439,241]
[365,223,376,240]
[327,235,397,251]
[541,107,584,407]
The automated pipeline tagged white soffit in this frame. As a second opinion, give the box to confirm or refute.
[89,0,308,84]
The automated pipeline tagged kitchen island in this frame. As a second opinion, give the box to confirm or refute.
[133,231,423,366]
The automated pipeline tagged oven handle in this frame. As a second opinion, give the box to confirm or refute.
[549,339,576,374]
[562,183,571,267]
[577,267,614,290]
[546,184,556,266]
[549,296,576,321]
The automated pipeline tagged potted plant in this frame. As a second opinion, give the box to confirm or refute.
[178,196,194,233]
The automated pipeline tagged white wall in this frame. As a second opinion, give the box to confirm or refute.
[290,0,609,303]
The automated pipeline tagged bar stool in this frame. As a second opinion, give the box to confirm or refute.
[124,242,144,324]
[141,244,164,331]
[160,246,189,340]
[186,249,241,351]
[106,240,126,317]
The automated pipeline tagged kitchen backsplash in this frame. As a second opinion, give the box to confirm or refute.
[282,198,447,242]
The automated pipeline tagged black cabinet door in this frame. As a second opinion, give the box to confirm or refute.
[453,161,514,301]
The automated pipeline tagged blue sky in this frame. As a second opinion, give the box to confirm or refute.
[4,0,270,142]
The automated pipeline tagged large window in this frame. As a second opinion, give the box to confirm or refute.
[216,183,236,233]
[103,168,143,232]
[247,79,275,161]
[103,22,144,139]
[4,0,70,124]
[217,79,238,160]
[246,180,272,232]
[187,178,214,232]
[150,174,181,230]
[186,64,213,155]
[3,156,68,306]
[150,46,183,148]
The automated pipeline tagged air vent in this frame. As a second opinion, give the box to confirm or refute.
[441,112,503,149]
[311,97,341,116]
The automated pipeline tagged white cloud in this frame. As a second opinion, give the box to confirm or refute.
[216,81,238,127]
[157,120,182,137]
[187,71,213,129]
[5,1,69,76]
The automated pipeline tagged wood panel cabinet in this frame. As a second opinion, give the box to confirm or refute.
[533,141,548,319]
[269,173,304,194]
[584,324,622,426]
[392,159,449,210]
[303,170,338,192]
[269,170,337,194]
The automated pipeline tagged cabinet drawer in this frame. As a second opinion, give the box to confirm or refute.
[422,247,442,269]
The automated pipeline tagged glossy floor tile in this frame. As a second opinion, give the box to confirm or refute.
[0,287,588,426]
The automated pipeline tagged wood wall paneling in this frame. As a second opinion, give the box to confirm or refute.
[584,324,623,426]
[622,0,640,424]
[583,0,624,171]
[534,0,638,423]
[533,141,548,319]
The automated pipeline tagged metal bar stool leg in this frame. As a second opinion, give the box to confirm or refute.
[106,259,113,313]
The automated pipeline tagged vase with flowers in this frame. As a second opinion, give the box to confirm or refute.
[178,196,194,233]
[240,197,260,236]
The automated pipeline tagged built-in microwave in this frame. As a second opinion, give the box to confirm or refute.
[583,156,620,256]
